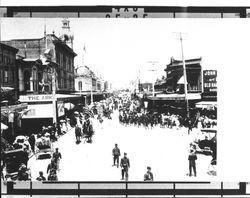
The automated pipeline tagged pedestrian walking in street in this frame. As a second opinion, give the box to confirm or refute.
[75,125,82,144]
[144,166,154,181]
[36,171,46,181]
[53,148,62,171]
[112,144,120,168]
[188,119,193,135]
[120,152,130,181]
[188,148,197,177]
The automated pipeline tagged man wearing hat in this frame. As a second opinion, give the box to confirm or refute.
[144,166,154,181]
[112,144,120,168]
[188,148,197,177]
[53,148,62,171]
[120,152,130,181]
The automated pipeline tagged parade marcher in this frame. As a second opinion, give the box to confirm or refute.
[36,171,46,181]
[47,159,57,174]
[112,144,120,168]
[120,152,130,181]
[144,166,154,181]
[53,148,62,171]
[188,148,197,177]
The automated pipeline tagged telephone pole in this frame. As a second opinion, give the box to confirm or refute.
[174,32,190,118]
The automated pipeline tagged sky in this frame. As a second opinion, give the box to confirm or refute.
[1,18,250,88]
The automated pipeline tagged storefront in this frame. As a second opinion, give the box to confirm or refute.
[146,93,202,116]
[1,103,28,142]
[19,94,81,135]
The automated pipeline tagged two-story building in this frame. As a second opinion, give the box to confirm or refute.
[0,42,19,103]
[0,43,28,141]
[1,19,81,134]
[146,57,203,115]
[75,65,105,105]
[3,33,76,95]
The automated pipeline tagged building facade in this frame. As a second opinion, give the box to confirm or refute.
[3,33,76,95]
[162,57,203,94]
[75,65,92,92]
[0,43,19,103]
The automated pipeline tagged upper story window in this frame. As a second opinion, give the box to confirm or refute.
[4,69,8,83]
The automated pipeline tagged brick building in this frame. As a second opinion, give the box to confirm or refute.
[0,42,19,103]
[3,33,77,94]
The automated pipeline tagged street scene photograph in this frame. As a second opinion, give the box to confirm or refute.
[1,17,223,183]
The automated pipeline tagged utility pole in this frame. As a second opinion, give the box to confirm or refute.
[174,32,190,118]
[52,65,57,125]
[147,61,158,112]
[147,61,158,97]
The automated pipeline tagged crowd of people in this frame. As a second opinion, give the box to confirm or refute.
[1,92,217,182]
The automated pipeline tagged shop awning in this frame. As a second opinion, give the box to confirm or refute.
[1,103,28,114]
[148,93,201,101]
[195,101,217,109]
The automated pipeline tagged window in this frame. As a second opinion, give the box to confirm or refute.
[63,55,66,68]
[64,71,67,88]
[11,68,15,83]
[60,54,63,67]
[4,69,8,83]
[56,52,60,64]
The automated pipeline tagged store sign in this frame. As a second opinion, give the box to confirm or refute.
[19,94,55,102]
[203,70,217,93]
